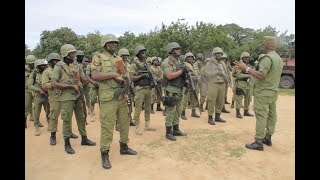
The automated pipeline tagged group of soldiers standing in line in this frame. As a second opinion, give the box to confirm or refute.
[25,34,283,170]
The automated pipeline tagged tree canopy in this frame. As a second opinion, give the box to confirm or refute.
[25,21,295,61]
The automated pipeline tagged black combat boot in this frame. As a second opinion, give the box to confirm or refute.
[200,104,205,112]
[64,138,75,154]
[166,126,176,141]
[81,136,96,146]
[245,140,264,151]
[70,133,78,139]
[150,104,155,114]
[156,103,163,111]
[262,134,272,146]
[181,110,187,120]
[191,109,200,118]
[101,150,112,169]
[231,100,235,108]
[208,115,215,125]
[172,124,187,136]
[119,141,138,155]
[129,119,135,126]
[215,113,226,123]
[222,106,230,113]
[50,132,56,145]
[225,98,230,104]
[244,110,254,117]
[236,109,243,119]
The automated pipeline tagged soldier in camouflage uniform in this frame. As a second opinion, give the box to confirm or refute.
[75,50,90,124]
[51,44,96,154]
[220,53,231,113]
[161,42,188,141]
[86,52,100,122]
[25,55,36,128]
[130,45,156,135]
[181,52,200,120]
[149,57,163,114]
[236,36,283,151]
[232,52,255,119]
[195,53,207,112]
[91,34,137,169]
[28,59,50,135]
[202,47,228,125]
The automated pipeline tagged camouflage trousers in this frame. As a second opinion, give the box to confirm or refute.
[60,98,87,139]
[33,95,50,127]
[25,90,34,120]
[100,99,129,152]
[182,86,199,110]
[165,91,183,127]
[133,87,152,125]
[254,95,278,140]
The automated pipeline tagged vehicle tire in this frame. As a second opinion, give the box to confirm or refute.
[279,75,294,89]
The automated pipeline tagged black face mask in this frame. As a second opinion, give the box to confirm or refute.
[29,64,34,69]
[77,55,84,63]
[37,65,46,73]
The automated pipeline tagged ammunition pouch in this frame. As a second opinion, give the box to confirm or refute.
[162,96,178,107]
[235,87,245,95]
[168,75,186,87]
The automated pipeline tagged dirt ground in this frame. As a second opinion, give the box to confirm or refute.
[25,89,295,180]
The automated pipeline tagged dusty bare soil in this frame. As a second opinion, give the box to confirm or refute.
[25,89,295,180]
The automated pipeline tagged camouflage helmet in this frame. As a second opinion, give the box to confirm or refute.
[82,57,89,62]
[146,57,152,63]
[60,44,77,57]
[101,34,118,47]
[118,48,130,56]
[179,54,185,61]
[26,55,37,64]
[240,52,250,59]
[151,56,158,63]
[134,45,146,56]
[222,53,228,59]
[212,47,223,55]
[258,54,265,60]
[47,52,61,62]
[34,59,47,68]
[185,52,195,59]
[195,53,204,60]
[76,50,84,56]
[158,57,162,63]
[167,42,181,54]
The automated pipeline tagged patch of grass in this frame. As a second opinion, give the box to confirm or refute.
[278,88,295,96]
[228,147,246,157]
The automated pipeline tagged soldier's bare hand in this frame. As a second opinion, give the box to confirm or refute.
[234,61,247,71]
[39,89,46,95]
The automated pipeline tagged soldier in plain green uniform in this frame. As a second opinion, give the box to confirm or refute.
[28,59,50,135]
[161,42,188,141]
[232,52,255,119]
[196,53,207,112]
[129,45,156,135]
[149,57,163,114]
[91,34,137,170]
[235,36,283,151]
[51,44,96,154]
[25,55,37,128]
[202,47,228,125]
[181,52,200,120]
[220,53,231,113]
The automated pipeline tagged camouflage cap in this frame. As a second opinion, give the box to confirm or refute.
[222,53,228,59]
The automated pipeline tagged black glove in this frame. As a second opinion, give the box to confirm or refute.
[181,66,189,74]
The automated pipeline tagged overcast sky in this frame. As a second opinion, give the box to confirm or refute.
[26,0,295,50]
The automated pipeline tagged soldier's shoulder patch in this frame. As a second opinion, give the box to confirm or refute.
[93,61,101,66]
